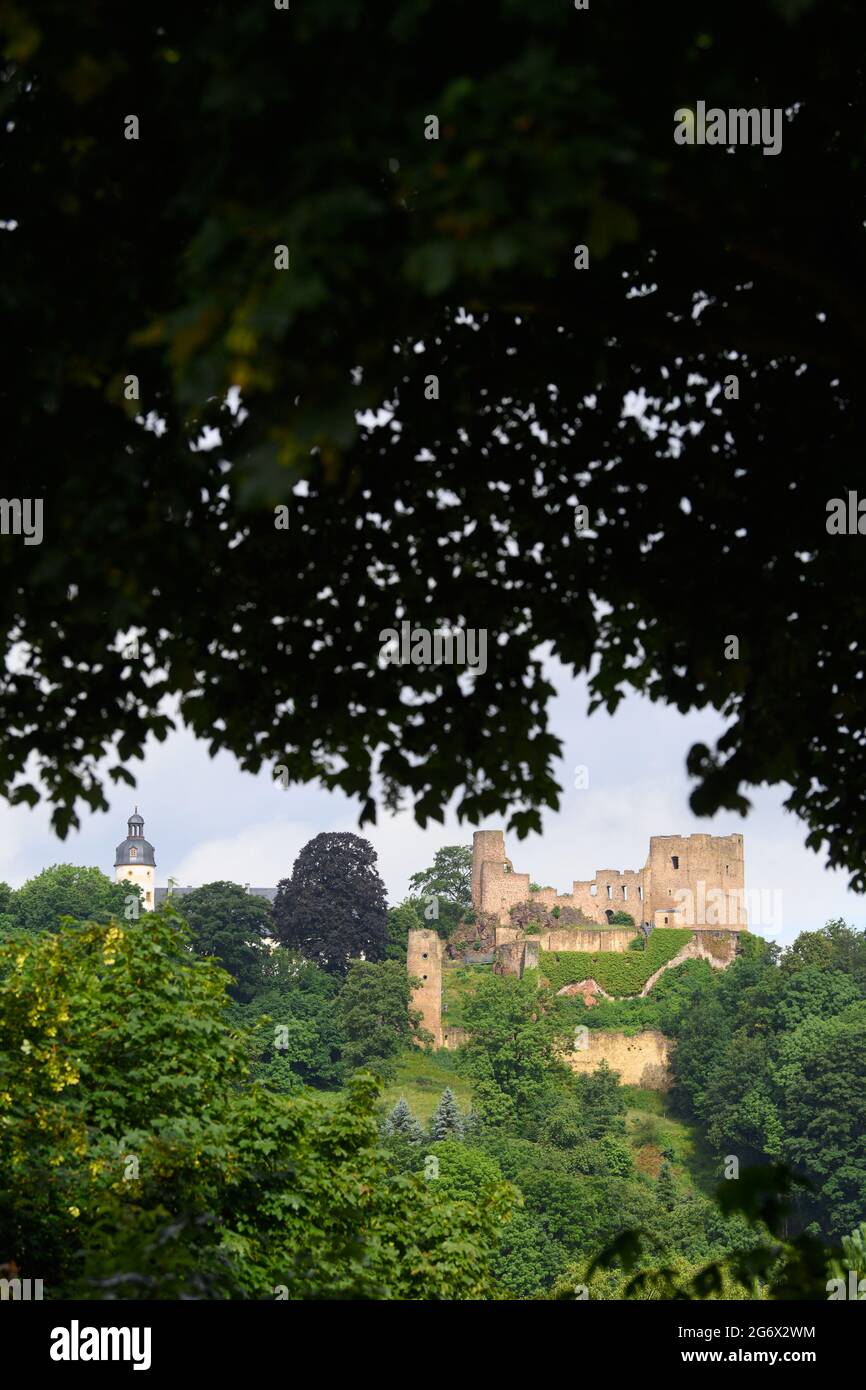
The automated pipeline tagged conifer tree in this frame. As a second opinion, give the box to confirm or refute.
[431,1087,464,1141]
[384,1096,423,1143]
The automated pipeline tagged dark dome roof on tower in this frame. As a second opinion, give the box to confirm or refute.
[115,835,156,866]
[114,808,156,867]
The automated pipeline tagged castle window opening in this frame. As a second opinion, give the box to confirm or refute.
[590,883,597,896]
[606,884,612,900]
[671,855,679,869]
[638,885,643,900]
[622,886,628,899]
[422,952,428,959]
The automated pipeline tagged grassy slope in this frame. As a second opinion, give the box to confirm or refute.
[622,1086,719,1195]
[380,1048,473,1124]
[379,1058,712,1207]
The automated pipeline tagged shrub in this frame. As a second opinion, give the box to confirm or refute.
[632,1114,664,1148]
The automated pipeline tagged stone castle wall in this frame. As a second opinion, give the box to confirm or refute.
[562,1029,674,1090]
[644,833,747,927]
[407,928,443,1048]
[492,937,541,977]
[442,1025,469,1051]
[471,829,746,930]
[410,830,745,1074]
[495,924,639,954]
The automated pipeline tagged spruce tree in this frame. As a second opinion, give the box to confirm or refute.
[383,1097,423,1142]
[430,1087,464,1141]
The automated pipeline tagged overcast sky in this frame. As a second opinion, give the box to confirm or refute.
[0,654,861,948]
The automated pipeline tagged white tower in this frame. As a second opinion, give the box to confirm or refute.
[114,807,156,911]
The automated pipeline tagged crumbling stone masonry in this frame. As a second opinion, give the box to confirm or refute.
[407,927,443,1048]
[471,828,747,931]
[563,1029,674,1090]
[492,937,540,977]
[495,924,639,954]
[408,829,745,1071]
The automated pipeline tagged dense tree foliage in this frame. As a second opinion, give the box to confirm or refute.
[408,846,473,936]
[4,864,141,934]
[671,921,866,1238]
[440,974,770,1297]
[273,832,387,974]
[175,880,273,1002]
[0,909,514,1298]
[386,848,475,945]
[2,825,862,1299]
[385,900,423,961]
[457,973,570,1123]
[2,3,866,897]
[227,952,346,1093]
[337,959,425,1077]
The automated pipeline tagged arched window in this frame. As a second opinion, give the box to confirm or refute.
[129,846,137,859]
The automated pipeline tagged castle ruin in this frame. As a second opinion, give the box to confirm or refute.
[471,828,747,930]
[407,829,747,1080]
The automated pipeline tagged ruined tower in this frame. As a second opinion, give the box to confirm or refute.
[407,927,443,1048]
[643,833,746,927]
[470,829,519,921]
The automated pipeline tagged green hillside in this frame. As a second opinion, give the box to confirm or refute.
[379,1047,472,1123]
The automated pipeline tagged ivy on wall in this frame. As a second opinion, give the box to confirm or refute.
[539,930,693,997]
